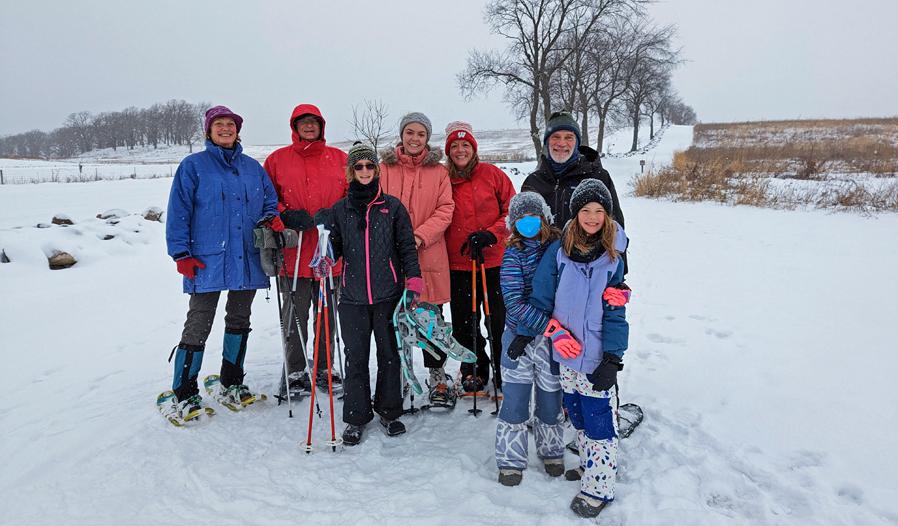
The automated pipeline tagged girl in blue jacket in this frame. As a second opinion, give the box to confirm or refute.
[495,192,564,486]
[163,106,281,420]
[525,179,630,519]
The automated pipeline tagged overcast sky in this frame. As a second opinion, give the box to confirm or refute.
[2,0,896,144]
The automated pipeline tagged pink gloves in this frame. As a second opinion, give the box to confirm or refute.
[602,283,631,307]
[543,318,582,359]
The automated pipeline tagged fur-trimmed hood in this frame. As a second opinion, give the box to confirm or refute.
[380,144,443,167]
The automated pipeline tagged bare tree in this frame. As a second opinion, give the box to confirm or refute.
[459,0,642,157]
[350,99,392,152]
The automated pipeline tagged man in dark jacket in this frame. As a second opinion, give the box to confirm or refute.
[522,111,625,230]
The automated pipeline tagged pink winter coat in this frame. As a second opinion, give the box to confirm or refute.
[379,145,454,304]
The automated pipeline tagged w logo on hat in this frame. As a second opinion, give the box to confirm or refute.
[457,132,466,138]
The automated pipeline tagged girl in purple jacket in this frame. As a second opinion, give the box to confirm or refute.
[526,178,630,519]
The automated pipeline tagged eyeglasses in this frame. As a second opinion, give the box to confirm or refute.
[353,163,376,172]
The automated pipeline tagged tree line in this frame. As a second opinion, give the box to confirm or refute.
[458,0,696,157]
[0,99,209,159]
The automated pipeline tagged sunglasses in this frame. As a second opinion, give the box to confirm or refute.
[353,162,377,172]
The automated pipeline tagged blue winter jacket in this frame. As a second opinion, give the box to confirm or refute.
[525,224,629,374]
[166,140,279,294]
[500,238,552,337]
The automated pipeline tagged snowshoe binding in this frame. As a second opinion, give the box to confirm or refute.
[156,390,214,427]
[315,369,344,395]
[426,368,457,410]
[276,371,312,403]
[406,302,477,364]
[203,374,266,412]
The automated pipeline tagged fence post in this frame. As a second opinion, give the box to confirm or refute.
[1,169,4,185]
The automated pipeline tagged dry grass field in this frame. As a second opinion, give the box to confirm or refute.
[633,118,898,212]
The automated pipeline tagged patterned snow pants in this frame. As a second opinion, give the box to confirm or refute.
[561,364,619,501]
[495,332,565,470]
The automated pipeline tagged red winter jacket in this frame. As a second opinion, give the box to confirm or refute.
[263,104,348,278]
[446,161,516,271]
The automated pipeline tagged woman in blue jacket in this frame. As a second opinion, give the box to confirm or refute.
[525,179,630,519]
[164,105,281,420]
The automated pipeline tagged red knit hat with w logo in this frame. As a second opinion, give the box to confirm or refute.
[444,121,478,155]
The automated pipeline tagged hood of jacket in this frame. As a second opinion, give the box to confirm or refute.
[381,144,443,167]
[290,104,327,148]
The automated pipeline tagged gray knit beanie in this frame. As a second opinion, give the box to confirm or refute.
[506,191,553,230]
[399,112,432,141]
[542,111,581,145]
[347,141,378,167]
[569,178,613,216]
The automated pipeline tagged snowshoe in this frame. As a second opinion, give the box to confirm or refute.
[570,494,608,519]
[426,369,457,410]
[544,458,565,477]
[203,374,267,412]
[342,423,365,446]
[461,374,485,393]
[393,300,424,396]
[156,390,214,427]
[498,469,523,487]
[315,369,344,395]
[277,371,312,403]
[406,302,477,364]
[379,416,406,437]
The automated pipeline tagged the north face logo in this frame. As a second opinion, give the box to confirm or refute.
[380,208,389,214]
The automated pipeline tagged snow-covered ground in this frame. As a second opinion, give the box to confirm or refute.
[1,125,897,525]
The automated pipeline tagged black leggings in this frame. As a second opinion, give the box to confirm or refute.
[449,266,506,386]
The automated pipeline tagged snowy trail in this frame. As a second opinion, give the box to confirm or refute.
[2,126,897,525]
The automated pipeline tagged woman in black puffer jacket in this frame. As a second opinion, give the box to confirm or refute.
[318,142,423,446]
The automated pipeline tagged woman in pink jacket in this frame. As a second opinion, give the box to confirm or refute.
[379,112,455,407]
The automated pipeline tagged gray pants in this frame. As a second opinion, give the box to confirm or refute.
[279,276,339,378]
[180,289,256,346]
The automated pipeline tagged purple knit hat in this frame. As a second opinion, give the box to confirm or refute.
[204,105,243,134]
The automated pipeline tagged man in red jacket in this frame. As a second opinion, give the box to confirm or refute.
[264,104,348,397]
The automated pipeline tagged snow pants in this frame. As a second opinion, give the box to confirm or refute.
[278,276,339,380]
[339,300,403,425]
[173,289,255,399]
[495,332,564,470]
[449,267,506,386]
[561,364,619,502]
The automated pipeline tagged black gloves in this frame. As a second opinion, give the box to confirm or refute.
[281,209,315,231]
[507,335,534,361]
[461,230,498,262]
[588,352,623,392]
[313,208,333,228]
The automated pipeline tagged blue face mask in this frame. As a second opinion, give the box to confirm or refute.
[515,216,542,238]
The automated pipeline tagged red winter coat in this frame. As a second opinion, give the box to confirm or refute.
[446,161,515,271]
[263,104,348,278]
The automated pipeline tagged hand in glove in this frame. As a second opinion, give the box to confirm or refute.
[587,352,623,392]
[313,208,333,228]
[281,209,314,231]
[507,335,534,361]
[543,318,581,359]
[259,215,285,232]
[404,276,424,308]
[602,283,631,307]
[175,256,205,279]
[461,230,498,262]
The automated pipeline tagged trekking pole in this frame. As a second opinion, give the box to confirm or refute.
[327,267,346,389]
[479,261,501,415]
[468,258,482,416]
[273,251,293,417]
[284,231,315,394]
[304,286,325,453]
[320,277,340,451]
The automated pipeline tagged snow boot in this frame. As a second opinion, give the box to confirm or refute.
[279,371,312,400]
[570,494,608,519]
[427,368,457,409]
[544,458,565,477]
[565,467,583,481]
[498,468,523,487]
[461,374,485,393]
[342,423,365,446]
[379,416,406,437]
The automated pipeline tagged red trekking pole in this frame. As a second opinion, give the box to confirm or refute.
[303,277,340,452]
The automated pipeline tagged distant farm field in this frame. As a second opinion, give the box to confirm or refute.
[634,118,898,212]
